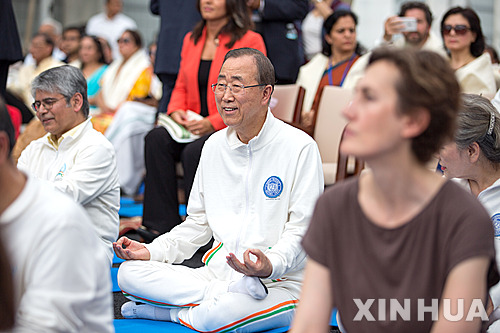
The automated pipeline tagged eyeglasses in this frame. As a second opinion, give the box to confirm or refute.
[442,25,471,36]
[211,83,266,96]
[31,97,65,112]
[117,38,131,44]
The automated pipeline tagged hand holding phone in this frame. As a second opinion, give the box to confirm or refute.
[397,17,417,32]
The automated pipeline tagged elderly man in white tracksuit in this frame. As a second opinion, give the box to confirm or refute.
[114,48,324,332]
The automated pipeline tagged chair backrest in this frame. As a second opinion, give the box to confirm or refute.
[270,84,305,123]
[313,85,353,165]
[336,126,364,182]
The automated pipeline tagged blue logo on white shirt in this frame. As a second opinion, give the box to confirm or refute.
[263,176,283,198]
[56,163,66,180]
[492,214,500,237]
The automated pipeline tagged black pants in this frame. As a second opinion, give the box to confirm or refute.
[142,127,211,233]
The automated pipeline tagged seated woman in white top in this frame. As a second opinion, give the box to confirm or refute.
[439,93,500,327]
[441,7,496,95]
[297,10,364,131]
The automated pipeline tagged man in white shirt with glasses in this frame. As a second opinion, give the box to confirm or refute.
[17,65,119,264]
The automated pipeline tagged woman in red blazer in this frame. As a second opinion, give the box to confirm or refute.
[141,0,266,236]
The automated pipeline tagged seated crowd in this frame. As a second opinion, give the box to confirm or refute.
[3,0,500,332]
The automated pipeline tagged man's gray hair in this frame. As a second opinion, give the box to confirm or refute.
[40,17,63,36]
[31,65,90,118]
[456,93,500,164]
[223,48,275,89]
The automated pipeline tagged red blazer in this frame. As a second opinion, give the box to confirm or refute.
[167,28,267,131]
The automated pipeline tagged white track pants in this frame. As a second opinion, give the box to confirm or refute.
[118,260,298,332]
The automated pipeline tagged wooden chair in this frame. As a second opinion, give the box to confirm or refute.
[312,85,354,185]
[270,84,305,124]
[335,126,364,182]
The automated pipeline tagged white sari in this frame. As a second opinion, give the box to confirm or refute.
[100,49,150,110]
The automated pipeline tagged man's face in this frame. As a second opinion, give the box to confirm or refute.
[214,55,269,142]
[61,30,81,57]
[34,91,81,139]
[402,8,430,47]
[106,0,123,17]
[29,35,53,64]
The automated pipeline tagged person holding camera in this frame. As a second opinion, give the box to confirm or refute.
[381,1,443,53]
[342,1,445,90]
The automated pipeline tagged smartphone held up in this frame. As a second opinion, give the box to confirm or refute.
[397,17,417,32]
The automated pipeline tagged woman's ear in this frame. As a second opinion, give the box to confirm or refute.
[467,142,480,163]
[401,107,430,139]
[324,33,333,46]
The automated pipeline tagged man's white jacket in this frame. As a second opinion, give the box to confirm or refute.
[146,111,324,298]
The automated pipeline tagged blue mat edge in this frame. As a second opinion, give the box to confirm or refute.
[119,202,186,218]
[113,319,289,332]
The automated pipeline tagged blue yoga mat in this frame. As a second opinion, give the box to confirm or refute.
[331,308,338,326]
[113,253,125,265]
[119,200,186,218]
[111,267,120,292]
[119,203,143,218]
[179,204,186,216]
[114,319,289,332]
[114,319,195,332]
[119,197,143,218]
[120,197,136,206]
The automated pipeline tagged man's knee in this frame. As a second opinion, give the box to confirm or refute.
[187,294,257,332]
[117,260,146,292]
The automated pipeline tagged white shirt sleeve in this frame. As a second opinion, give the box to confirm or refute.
[265,141,324,279]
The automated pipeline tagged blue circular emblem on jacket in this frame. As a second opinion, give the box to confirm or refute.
[492,213,500,237]
[263,176,283,198]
